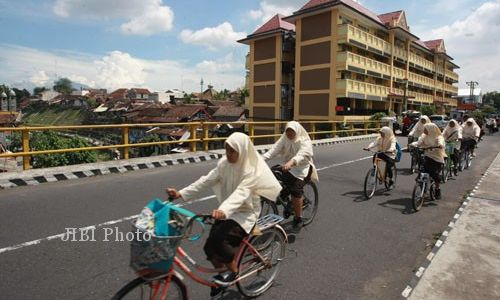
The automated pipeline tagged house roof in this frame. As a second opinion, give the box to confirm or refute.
[108,88,128,100]
[212,106,245,117]
[206,100,237,107]
[423,39,443,51]
[252,14,295,35]
[131,88,151,94]
[288,0,384,26]
[0,113,18,125]
[161,105,209,122]
[378,10,403,26]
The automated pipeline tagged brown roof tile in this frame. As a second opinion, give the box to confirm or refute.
[252,14,295,35]
[378,10,403,26]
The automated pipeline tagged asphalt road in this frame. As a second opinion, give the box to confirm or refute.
[0,134,499,300]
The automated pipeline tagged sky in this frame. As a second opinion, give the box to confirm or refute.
[0,0,499,94]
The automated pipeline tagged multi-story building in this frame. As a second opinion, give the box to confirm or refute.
[239,0,459,125]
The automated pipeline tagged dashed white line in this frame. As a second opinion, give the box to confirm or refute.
[0,155,370,255]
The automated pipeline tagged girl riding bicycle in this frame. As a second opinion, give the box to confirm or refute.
[442,119,462,176]
[363,126,397,188]
[461,118,480,157]
[411,123,446,199]
[166,132,281,297]
[408,115,431,140]
[262,121,319,233]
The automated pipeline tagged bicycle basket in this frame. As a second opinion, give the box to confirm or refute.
[129,223,183,274]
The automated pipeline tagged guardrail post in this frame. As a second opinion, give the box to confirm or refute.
[190,124,197,152]
[311,123,316,140]
[364,121,368,135]
[332,123,337,137]
[249,123,255,142]
[350,123,354,136]
[122,126,129,160]
[22,129,31,170]
[202,123,209,152]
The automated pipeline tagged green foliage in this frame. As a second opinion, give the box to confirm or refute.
[33,87,47,95]
[22,107,88,126]
[137,134,162,157]
[9,131,96,168]
[238,88,249,106]
[482,105,496,114]
[471,110,485,121]
[482,91,500,110]
[85,97,98,108]
[420,105,437,116]
[214,89,230,100]
[53,78,74,95]
[369,112,387,120]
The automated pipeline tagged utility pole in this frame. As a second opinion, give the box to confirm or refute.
[466,81,478,104]
[200,78,204,94]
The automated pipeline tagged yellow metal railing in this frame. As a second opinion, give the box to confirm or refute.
[0,120,385,170]
[338,24,392,54]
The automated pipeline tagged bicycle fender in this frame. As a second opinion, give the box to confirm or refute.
[272,224,288,243]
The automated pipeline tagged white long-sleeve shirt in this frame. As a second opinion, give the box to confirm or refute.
[263,137,311,180]
[179,166,260,234]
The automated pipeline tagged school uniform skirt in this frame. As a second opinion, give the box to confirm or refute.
[203,219,248,264]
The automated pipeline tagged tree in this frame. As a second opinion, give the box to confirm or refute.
[482,105,496,114]
[33,87,47,95]
[10,131,97,168]
[238,88,249,106]
[53,78,74,95]
[420,105,436,116]
[483,91,500,110]
[214,89,230,100]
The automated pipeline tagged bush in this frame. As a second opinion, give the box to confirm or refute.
[420,105,437,116]
[369,112,387,121]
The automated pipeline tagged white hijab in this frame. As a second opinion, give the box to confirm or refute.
[215,132,281,203]
[462,118,481,139]
[378,126,396,151]
[411,115,431,137]
[419,123,446,162]
[443,119,460,141]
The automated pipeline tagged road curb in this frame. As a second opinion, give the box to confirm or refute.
[0,134,377,189]
[401,151,500,299]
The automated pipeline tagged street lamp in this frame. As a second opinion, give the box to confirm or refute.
[402,78,409,113]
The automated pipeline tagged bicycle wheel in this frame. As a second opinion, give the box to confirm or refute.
[412,182,425,212]
[301,181,319,226]
[384,164,397,190]
[464,151,471,169]
[410,153,417,174]
[259,197,279,218]
[459,150,466,171]
[237,227,286,298]
[429,182,437,201]
[111,273,187,300]
[441,158,448,183]
[363,167,377,199]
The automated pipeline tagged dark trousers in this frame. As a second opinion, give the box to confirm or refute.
[424,157,443,184]
[374,153,394,179]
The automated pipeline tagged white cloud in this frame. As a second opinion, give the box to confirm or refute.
[0,44,245,93]
[249,0,304,23]
[429,0,500,91]
[180,22,246,50]
[53,0,174,35]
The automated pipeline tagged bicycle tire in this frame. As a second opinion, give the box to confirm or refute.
[465,151,471,169]
[301,181,319,226]
[441,158,448,183]
[236,227,286,298]
[259,197,279,218]
[111,273,187,300]
[412,182,425,212]
[459,150,466,171]
[363,167,377,199]
[410,153,417,174]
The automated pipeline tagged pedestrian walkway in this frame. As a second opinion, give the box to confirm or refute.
[409,152,500,299]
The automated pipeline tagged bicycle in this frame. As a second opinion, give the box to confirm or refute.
[442,141,458,182]
[260,165,319,226]
[112,200,287,299]
[459,138,475,170]
[412,147,440,211]
[362,150,397,199]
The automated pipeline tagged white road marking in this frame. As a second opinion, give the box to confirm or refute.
[0,155,370,255]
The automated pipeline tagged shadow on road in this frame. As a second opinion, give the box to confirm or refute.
[397,168,414,176]
[377,197,415,214]
[343,190,393,202]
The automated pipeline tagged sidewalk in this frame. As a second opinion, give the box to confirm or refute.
[408,152,500,299]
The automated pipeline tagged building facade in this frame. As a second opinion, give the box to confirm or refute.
[239,0,459,124]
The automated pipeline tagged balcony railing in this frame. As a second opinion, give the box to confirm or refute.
[393,46,407,61]
[445,70,459,82]
[408,72,434,89]
[338,24,392,55]
[393,67,406,79]
[407,91,434,103]
[444,83,458,94]
[409,52,434,72]
[336,79,391,98]
[446,98,458,106]
[337,52,391,77]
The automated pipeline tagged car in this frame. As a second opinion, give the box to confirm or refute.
[430,115,449,130]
